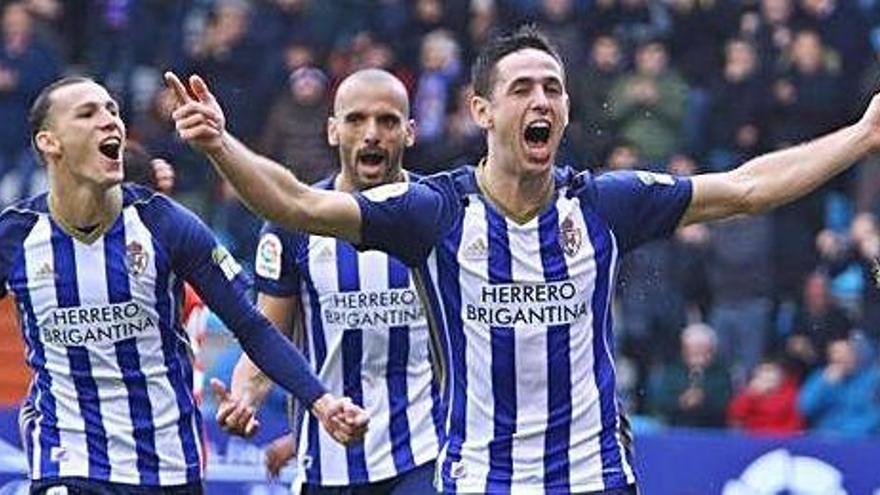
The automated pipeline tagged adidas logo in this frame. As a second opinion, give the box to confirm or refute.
[34,262,55,280]
[314,244,335,262]
[462,237,488,260]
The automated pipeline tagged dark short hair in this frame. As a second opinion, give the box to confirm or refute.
[471,24,564,98]
[123,140,157,189]
[29,76,95,155]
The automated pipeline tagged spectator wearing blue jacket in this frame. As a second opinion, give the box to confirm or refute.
[798,335,880,437]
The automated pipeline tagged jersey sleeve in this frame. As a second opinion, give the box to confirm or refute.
[140,196,327,405]
[254,223,305,297]
[591,170,692,253]
[0,209,38,298]
[354,178,460,266]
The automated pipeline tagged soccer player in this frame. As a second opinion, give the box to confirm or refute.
[166,24,880,494]
[216,69,442,494]
[0,76,366,494]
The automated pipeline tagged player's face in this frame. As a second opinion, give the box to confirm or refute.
[329,83,414,190]
[38,81,126,187]
[476,48,569,175]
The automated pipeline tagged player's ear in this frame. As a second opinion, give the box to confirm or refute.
[470,94,492,130]
[327,116,339,146]
[34,130,59,159]
[404,118,416,148]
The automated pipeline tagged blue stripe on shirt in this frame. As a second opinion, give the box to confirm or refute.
[537,207,571,491]
[485,204,515,494]
[387,257,415,474]
[150,236,200,482]
[437,219,465,494]
[301,252,327,485]
[51,223,111,479]
[105,221,159,485]
[336,240,368,482]
[115,339,159,485]
[10,245,59,479]
[581,205,626,489]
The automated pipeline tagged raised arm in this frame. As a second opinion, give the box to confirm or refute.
[163,72,361,243]
[681,93,880,226]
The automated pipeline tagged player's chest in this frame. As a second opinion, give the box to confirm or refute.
[11,221,168,321]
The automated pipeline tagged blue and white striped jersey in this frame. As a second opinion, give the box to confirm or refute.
[254,177,442,487]
[355,166,692,494]
[0,185,254,486]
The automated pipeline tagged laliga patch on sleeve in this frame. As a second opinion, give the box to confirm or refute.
[635,171,675,186]
[361,182,409,202]
[212,245,242,281]
[255,233,283,280]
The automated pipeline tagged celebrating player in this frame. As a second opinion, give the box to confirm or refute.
[167,23,880,494]
[0,76,366,494]
[217,69,441,494]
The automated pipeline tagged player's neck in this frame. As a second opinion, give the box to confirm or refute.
[478,156,555,225]
[48,177,122,243]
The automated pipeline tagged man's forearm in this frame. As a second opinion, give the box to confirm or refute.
[231,354,275,409]
[209,133,312,227]
[733,122,873,214]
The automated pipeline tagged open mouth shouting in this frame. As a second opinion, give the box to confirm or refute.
[356,147,389,171]
[98,136,123,161]
[522,119,552,162]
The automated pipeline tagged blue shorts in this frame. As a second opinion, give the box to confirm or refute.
[300,461,436,495]
[30,477,203,495]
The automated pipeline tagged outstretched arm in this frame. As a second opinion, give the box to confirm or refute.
[681,93,880,226]
[164,72,362,242]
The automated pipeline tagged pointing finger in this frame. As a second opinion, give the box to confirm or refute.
[189,74,215,105]
[164,71,193,106]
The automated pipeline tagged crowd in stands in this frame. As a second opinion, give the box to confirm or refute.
[2,0,880,437]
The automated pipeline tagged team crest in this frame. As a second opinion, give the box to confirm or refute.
[559,216,582,257]
[126,241,148,276]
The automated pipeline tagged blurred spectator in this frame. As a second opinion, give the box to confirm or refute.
[609,39,688,163]
[122,140,175,195]
[648,323,733,428]
[705,39,766,172]
[666,0,739,90]
[132,85,213,214]
[536,0,584,68]
[728,358,805,434]
[586,0,671,55]
[260,66,333,185]
[440,83,484,169]
[797,0,871,110]
[767,29,845,148]
[740,0,799,77]
[187,0,266,142]
[411,28,462,170]
[354,38,416,95]
[798,336,880,436]
[569,34,624,168]
[701,213,775,382]
[816,213,880,342]
[462,0,497,66]
[786,271,851,375]
[0,1,58,205]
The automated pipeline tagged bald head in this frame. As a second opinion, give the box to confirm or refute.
[334,69,410,117]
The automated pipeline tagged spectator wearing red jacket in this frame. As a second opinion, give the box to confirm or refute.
[728,358,804,434]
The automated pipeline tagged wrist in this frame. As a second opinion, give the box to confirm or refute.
[310,393,332,419]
